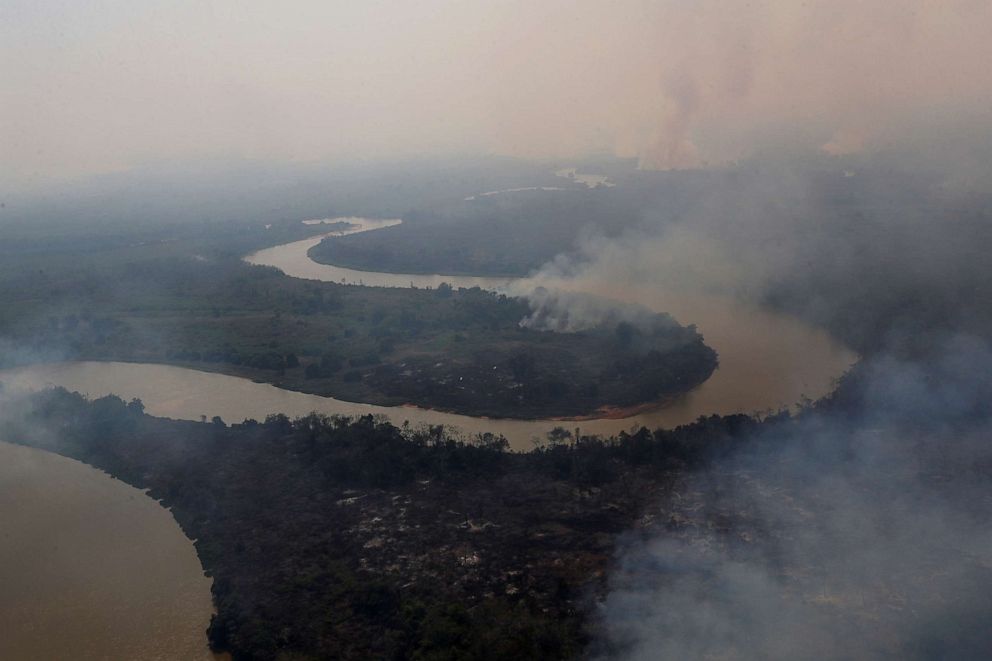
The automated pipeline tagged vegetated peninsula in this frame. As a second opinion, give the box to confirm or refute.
[0,228,716,419]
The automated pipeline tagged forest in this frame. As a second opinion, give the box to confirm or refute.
[307,165,707,277]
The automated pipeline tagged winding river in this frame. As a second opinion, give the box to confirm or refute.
[0,215,855,657]
[5,217,856,452]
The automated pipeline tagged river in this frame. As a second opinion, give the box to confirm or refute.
[0,440,218,660]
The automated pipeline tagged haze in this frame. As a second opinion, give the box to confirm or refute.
[4,0,991,191]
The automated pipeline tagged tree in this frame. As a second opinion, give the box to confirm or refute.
[435,282,453,298]
[508,352,535,381]
[614,321,636,348]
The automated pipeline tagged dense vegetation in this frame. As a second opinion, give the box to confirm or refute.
[0,387,762,660]
[0,221,716,418]
[309,188,647,277]
[307,165,708,277]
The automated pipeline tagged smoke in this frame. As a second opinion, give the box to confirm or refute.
[5,1,992,190]
[0,337,71,371]
[529,220,765,302]
[595,335,992,659]
[521,19,992,648]
[643,70,703,170]
[523,85,992,654]
[519,287,679,334]
[820,128,866,157]
[636,0,992,170]
[520,153,992,357]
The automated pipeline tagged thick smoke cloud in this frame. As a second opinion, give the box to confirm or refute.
[509,86,992,654]
[525,154,992,355]
[595,335,992,659]
[4,1,992,190]
[636,0,992,169]
[499,9,992,649]
[519,288,679,335]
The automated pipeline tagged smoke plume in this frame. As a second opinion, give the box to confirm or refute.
[595,335,992,659]
[5,1,992,189]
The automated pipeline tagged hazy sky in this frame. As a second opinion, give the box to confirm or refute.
[3,0,991,190]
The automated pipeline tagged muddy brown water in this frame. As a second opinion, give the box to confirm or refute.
[0,441,219,660]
